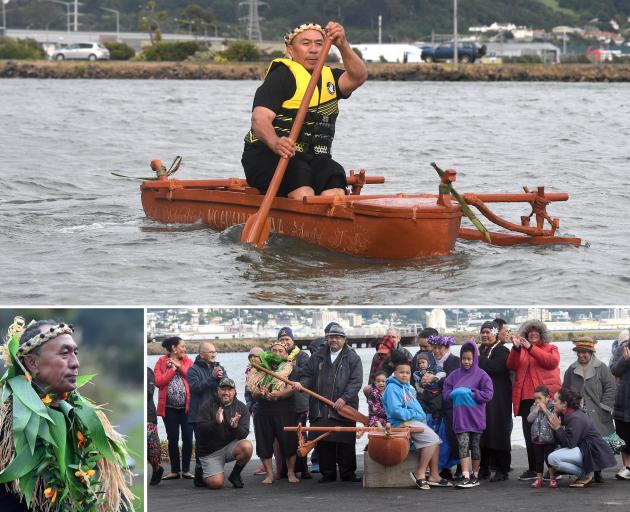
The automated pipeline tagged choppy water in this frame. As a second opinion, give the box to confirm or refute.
[147,339,617,448]
[1,79,629,304]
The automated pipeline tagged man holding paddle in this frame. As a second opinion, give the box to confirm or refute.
[242,21,368,200]
[292,322,364,483]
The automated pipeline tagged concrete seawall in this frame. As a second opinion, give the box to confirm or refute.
[3,60,630,81]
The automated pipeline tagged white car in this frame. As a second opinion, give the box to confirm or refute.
[53,42,110,61]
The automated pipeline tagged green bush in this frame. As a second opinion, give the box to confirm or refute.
[0,37,45,60]
[104,41,135,60]
[502,54,543,64]
[560,53,590,64]
[221,40,260,62]
[143,41,205,61]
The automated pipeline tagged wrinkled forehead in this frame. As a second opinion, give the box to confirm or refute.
[39,332,78,354]
[292,29,325,45]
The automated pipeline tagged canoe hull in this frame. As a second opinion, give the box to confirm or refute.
[141,185,463,260]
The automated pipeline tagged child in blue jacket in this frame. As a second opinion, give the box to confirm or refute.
[382,361,451,490]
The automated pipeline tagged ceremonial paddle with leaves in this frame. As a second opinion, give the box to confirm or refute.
[251,361,369,425]
[241,37,334,248]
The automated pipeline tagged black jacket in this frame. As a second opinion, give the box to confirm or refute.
[301,343,362,424]
[187,356,227,424]
[195,396,250,457]
[611,344,630,422]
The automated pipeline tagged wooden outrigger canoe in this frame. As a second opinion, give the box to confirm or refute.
[139,159,581,260]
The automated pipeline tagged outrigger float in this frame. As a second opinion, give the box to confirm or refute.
[137,157,582,260]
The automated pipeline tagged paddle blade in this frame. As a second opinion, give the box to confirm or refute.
[340,404,369,426]
[241,213,271,248]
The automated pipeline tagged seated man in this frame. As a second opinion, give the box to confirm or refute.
[382,361,451,490]
[195,378,253,489]
[242,21,367,199]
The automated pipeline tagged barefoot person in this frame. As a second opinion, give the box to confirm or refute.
[242,21,367,199]
[195,378,253,489]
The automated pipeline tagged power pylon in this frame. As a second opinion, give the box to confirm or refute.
[239,0,266,42]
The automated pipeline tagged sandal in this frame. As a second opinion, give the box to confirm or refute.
[181,472,194,479]
[569,475,593,488]
[409,472,430,490]
[162,473,181,480]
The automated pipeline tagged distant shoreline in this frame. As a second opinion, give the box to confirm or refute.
[2,60,630,81]
[145,330,620,354]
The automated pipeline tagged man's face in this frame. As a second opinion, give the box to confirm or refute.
[271,344,288,357]
[327,335,346,352]
[418,337,429,350]
[576,349,593,365]
[278,335,294,349]
[200,344,217,363]
[287,29,324,71]
[480,328,496,346]
[218,386,236,405]
[28,332,80,395]
[387,329,401,344]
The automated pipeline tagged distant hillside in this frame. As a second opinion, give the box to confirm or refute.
[8,0,630,41]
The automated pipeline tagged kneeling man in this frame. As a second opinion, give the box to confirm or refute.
[195,377,253,488]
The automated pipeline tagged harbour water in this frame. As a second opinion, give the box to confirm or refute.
[147,338,615,449]
[1,79,629,304]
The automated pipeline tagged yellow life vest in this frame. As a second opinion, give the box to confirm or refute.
[245,58,339,155]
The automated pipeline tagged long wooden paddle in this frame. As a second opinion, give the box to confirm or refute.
[250,361,369,425]
[431,161,492,243]
[241,37,334,248]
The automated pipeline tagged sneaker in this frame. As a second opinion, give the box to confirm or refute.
[531,478,543,488]
[254,465,267,476]
[455,477,476,489]
[453,471,465,483]
[518,469,538,481]
[615,467,630,480]
[409,472,430,490]
[549,479,558,488]
[469,475,480,487]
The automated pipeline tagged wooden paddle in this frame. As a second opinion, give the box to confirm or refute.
[431,161,492,243]
[250,361,369,425]
[241,37,334,248]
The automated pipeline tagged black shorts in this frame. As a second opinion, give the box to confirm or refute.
[242,146,347,197]
[253,409,298,459]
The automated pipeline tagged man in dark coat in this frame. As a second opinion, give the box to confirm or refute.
[478,319,513,482]
[188,342,227,485]
[293,322,363,483]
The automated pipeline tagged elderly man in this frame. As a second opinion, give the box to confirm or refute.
[189,342,227,485]
[195,377,252,489]
[293,322,362,483]
[277,327,311,478]
[242,21,367,199]
[387,326,413,361]
[0,317,133,511]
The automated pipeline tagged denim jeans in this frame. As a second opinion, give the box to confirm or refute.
[548,447,584,477]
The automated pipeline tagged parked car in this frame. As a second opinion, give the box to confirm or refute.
[421,42,486,63]
[52,42,110,61]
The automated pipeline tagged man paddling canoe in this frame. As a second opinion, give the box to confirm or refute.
[242,21,368,200]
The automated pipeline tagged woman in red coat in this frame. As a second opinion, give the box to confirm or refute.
[506,319,561,481]
[154,336,194,480]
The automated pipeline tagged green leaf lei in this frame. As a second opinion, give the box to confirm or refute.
[0,326,133,512]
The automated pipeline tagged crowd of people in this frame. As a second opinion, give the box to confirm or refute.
[147,321,630,492]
